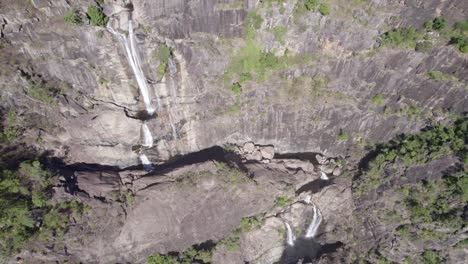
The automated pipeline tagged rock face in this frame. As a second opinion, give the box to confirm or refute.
[0,0,467,263]
[58,155,328,263]
[1,0,466,168]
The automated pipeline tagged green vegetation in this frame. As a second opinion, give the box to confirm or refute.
[240,216,262,232]
[0,160,87,259]
[383,18,467,53]
[64,9,83,25]
[25,81,56,105]
[380,27,421,49]
[154,43,173,77]
[454,20,468,32]
[421,250,443,264]
[295,0,330,16]
[426,71,460,82]
[449,36,468,53]
[274,195,289,208]
[87,5,108,26]
[337,129,349,142]
[399,167,466,239]
[1,109,20,143]
[125,191,135,206]
[370,94,385,107]
[218,215,263,252]
[304,0,320,11]
[431,17,447,31]
[355,118,467,195]
[415,40,433,53]
[318,2,331,16]
[147,246,212,264]
[272,26,287,44]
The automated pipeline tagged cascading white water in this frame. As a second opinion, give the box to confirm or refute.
[108,20,155,114]
[320,171,329,180]
[139,154,154,170]
[168,57,177,76]
[305,204,322,238]
[108,18,155,169]
[284,222,296,246]
[142,123,153,147]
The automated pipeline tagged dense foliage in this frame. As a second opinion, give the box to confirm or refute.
[64,9,83,25]
[0,160,87,260]
[0,109,20,143]
[381,18,468,53]
[294,0,330,16]
[355,118,467,195]
[155,43,173,76]
[87,5,108,26]
[147,246,212,264]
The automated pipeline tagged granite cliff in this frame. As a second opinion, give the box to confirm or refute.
[0,0,466,263]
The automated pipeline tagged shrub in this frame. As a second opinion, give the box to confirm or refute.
[240,216,261,232]
[0,159,87,259]
[318,3,331,15]
[87,5,108,26]
[415,41,432,53]
[432,17,447,30]
[380,27,420,49]
[147,254,175,264]
[449,36,468,53]
[155,44,173,76]
[26,82,56,105]
[370,94,384,107]
[64,9,83,25]
[421,250,442,264]
[245,11,263,30]
[275,196,289,208]
[337,129,349,142]
[453,20,468,32]
[304,0,320,11]
[356,118,468,195]
[272,26,287,44]
[1,109,20,143]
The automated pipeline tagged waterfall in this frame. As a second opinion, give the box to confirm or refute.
[305,205,322,238]
[142,123,153,147]
[139,154,154,170]
[128,21,155,114]
[108,20,155,114]
[168,57,177,76]
[108,18,156,169]
[284,222,296,246]
[320,171,329,180]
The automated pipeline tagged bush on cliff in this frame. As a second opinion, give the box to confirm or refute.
[87,5,108,27]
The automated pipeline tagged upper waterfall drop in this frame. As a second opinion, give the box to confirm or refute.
[107,19,155,114]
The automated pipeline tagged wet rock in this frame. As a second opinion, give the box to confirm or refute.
[332,167,342,176]
[281,159,315,173]
[246,150,263,161]
[315,154,328,165]
[319,164,336,174]
[260,145,275,160]
[243,142,256,154]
